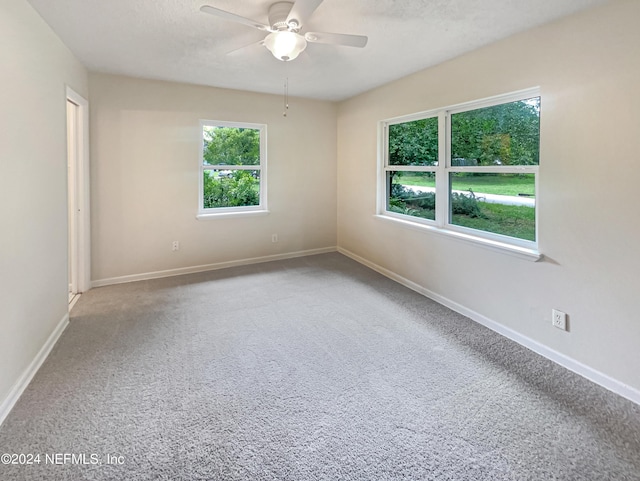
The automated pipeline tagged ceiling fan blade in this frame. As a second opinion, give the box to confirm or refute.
[286,0,323,29]
[305,32,368,48]
[226,40,265,56]
[200,5,272,31]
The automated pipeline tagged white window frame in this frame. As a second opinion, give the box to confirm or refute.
[378,88,541,261]
[197,120,268,219]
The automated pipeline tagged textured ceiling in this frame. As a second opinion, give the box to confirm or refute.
[26,0,608,101]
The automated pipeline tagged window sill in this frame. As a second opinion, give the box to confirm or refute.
[374,214,542,262]
[197,209,270,220]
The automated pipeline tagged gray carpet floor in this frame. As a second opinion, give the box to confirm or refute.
[1,253,639,480]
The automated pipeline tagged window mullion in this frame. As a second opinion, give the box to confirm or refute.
[378,122,387,214]
[447,166,537,174]
[385,165,436,173]
[435,111,448,228]
[203,165,260,171]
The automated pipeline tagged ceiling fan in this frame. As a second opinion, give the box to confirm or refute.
[200,0,368,61]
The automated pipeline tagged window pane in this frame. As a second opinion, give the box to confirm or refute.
[387,171,436,221]
[203,126,261,166]
[451,97,540,166]
[388,117,438,166]
[203,170,260,208]
[449,173,535,241]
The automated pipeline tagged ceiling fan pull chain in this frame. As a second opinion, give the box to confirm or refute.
[283,76,289,117]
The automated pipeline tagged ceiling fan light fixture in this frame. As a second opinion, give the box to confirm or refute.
[264,30,307,61]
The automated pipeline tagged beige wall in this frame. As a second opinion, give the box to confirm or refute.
[337,0,640,393]
[89,74,337,282]
[0,1,88,406]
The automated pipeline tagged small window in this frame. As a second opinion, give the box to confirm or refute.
[199,121,267,216]
[380,89,540,254]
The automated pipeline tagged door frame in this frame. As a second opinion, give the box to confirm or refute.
[66,86,91,296]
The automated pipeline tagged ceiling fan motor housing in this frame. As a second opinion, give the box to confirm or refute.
[269,2,296,30]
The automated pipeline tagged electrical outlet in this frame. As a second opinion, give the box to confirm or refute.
[552,309,567,331]
[271,234,278,243]
[172,241,180,251]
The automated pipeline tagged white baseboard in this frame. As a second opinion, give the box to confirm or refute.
[338,247,640,406]
[0,313,70,426]
[69,292,81,310]
[92,247,338,287]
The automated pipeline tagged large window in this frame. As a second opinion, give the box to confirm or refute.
[199,120,267,216]
[380,89,540,254]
